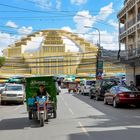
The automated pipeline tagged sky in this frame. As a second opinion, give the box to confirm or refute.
[0,0,124,55]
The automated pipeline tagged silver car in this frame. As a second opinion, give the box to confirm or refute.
[0,83,7,94]
[1,84,25,105]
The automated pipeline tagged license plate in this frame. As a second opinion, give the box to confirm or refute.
[130,94,135,98]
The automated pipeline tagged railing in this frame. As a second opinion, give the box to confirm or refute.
[119,47,140,60]
[120,32,127,40]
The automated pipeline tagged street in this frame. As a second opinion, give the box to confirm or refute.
[0,89,140,140]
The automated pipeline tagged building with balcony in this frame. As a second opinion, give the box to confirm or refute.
[118,0,140,86]
[1,30,125,78]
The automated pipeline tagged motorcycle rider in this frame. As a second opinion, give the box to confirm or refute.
[36,84,50,99]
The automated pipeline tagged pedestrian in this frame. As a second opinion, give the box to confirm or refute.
[129,81,137,91]
[129,81,135,87]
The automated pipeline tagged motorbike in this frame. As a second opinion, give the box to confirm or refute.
[26,76,57,127]
[35,96,48,127]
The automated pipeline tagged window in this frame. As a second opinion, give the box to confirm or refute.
[86,81,95,86]
[6,86,22,91]
[110,87,116,94]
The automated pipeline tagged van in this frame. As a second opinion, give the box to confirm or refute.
[80,80,95,96]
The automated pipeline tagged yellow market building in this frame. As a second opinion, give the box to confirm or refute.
[1,30,125,77]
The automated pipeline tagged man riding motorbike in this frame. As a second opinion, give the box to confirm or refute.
[36,84,50,98]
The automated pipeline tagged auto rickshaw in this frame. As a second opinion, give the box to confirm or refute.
[66,81,78,93]
[25,75,57,127]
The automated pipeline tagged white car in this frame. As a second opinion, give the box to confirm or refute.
[80,80,96,96]
[1,84,25,105]
[0,83,7,94]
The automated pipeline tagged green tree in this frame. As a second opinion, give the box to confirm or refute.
[0,57,5,67]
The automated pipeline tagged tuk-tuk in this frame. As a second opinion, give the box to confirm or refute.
[66,81,78,93]
[25,75,57,127]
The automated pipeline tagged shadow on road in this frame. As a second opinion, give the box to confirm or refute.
[73,94,140,128]
[0,117,43,130]
[68,128,140,140]
[68,94,140,140]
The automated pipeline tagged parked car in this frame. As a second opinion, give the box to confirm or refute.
[0,83,7,94]
[1,84,25,105]
[89,83,96,99]
[104,86,140,108]
[80,80,96,96]
[95,78,119,101]
[56,82,61,95]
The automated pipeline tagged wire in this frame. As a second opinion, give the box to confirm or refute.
[0,3,51,13]
[3,62,96,68]
[0,1,120,13]
[4,51,97,60]
[5,59,97,64]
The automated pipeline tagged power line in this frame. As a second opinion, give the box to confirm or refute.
[0,1,120,13]
[6,59,97,64]
[3,62,96,68]
[0,31,118,39]
[0,3,108,15]
[0,3,51,13]
[4,51,97,60]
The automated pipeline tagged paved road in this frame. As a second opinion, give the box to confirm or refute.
[0,89,140,140]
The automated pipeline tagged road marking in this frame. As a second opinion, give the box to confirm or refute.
[78,121,89,136]
[68,108,74,115]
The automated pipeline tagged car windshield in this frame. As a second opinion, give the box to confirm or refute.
[0,84,5,87]
[86,81,95,86]
[116,86,131,92]
[6,85,22,91]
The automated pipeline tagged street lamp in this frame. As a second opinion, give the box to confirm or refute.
[84,26,101,48]
[84,26,103,80]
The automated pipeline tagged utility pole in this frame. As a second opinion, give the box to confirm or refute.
[84,26,103,80]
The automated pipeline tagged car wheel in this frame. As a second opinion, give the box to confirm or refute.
[21,100,24,105]
[1,101,4,105]
[90,95,93,99]
[104,98,108,105]
[53,110,57,118]
[113,99,119,108]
